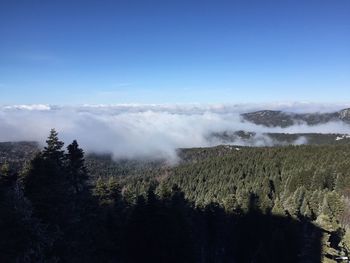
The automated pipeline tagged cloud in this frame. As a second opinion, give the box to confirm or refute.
[3,104,51,111]
[0,103,349,162]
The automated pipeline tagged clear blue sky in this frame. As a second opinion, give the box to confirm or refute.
[0,0,349,104]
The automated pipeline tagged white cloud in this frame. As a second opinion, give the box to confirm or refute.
[3,104,51,111]
[0,103,349,162]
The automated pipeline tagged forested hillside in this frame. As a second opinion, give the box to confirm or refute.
[1,130,350,262]
[210,131,350,145]
[241,108,350,127]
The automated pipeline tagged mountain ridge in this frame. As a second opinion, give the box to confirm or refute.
[241,108,350,127]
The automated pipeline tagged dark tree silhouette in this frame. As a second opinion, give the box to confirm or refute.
[66,140,88,194]
[43,129,64,163]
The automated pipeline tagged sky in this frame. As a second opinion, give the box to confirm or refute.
[0,0,349,105]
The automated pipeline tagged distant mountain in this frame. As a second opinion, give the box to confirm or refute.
[241,108,350,127]
[339,108,350,121]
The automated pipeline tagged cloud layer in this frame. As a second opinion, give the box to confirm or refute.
[1,103,350,161]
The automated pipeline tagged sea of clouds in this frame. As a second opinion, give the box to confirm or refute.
[1,103,350,161]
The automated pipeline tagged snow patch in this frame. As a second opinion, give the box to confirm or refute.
[335,134,350,141]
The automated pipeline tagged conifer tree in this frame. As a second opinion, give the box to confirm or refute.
[272,197,285,216]
[66,140,88,194]
[0,161,9,176]
[0,162,52,262]
[94,177,109,204]
[23,130,69,229]
[43,128,64,163]
[223,194,239,214]
[107,177,122,202]
[0,161,11,185]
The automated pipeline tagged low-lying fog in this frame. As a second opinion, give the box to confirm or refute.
[1,103,350,161]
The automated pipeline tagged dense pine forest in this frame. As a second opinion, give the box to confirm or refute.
[1,130,350,262]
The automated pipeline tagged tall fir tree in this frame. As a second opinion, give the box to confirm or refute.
[43,129,65,163]
[23,130,68,222]
[66,140,88,194]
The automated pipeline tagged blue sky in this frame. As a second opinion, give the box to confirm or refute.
[0,0,349,105]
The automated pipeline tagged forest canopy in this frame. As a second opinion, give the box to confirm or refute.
[0,129,349,262]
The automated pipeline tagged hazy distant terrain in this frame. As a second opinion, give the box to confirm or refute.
[241,108,350,127]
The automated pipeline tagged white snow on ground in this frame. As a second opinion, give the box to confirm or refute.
[335,135,350,141]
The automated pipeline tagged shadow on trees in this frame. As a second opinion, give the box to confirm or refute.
[0,171,323,263]
[118,189,323,263]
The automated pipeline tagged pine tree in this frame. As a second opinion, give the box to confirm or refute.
[223,194,239,214]
[272,197,285,216]
[0,161,11,185]
[94,177,109,204]
[326,191,345,222]
[23,130,70,231]
[0,161,9,176]
[108,177,121,197]
[0,162,52,262]
[156,181,172,200]
[66,140,88,194]
[43,128,64,163]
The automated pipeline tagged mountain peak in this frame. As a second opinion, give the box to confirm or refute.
[339,108,350,121]
[241,109,350,127]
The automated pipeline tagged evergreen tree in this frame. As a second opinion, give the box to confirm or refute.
[223,194,239,214]
[0,161,12,188]
[66,140,88,194]
[0,161,9,177]
[43,129,64,163]
[272,197,285,216]
[22,130,72,260]
[0,163,52,262]
[94,177,108,202]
